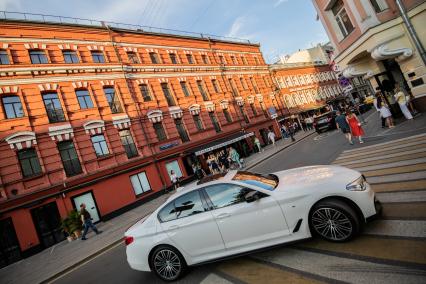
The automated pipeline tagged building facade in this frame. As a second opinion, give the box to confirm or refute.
[270,62,343,116]
[0,18,283,266]
[312,0,426,110]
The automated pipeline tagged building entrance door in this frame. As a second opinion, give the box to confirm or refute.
[72,191,100,223]
[31,202,65,249]
[0,218,21,268]
[259,128,268,146]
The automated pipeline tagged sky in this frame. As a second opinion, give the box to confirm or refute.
[0,0,329,63]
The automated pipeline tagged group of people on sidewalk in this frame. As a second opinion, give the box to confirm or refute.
[335,109,365,145]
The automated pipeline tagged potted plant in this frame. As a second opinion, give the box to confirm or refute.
[60,217,74,242]
[67,210,83,239]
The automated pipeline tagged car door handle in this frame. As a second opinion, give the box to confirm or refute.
[216,213,231,219]
[168,225,179,230]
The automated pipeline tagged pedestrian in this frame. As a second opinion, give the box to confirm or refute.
[346,110,365,144]
[394,84,413,120]
[287,122,296,142]
[335,110,353,145]
[374,93,387,128]
[281,124,289,139]
[80,203,101,240]
[267,130,276,146]
[169,170,180,191]
[228,147,242,169]
[253,136,262,153]
[210,156,220,174]
[378,99,394,128]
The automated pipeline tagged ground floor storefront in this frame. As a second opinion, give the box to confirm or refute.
[0,120,279,268]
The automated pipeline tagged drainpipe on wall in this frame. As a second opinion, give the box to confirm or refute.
[395,0,426,66]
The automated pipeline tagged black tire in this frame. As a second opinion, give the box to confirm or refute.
[150,245,187,281]
[309,199,360,242]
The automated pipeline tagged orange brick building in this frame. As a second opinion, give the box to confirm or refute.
[270,62,343,117]
[0,17,286,266]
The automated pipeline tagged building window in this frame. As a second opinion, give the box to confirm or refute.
[153,122,167,141]
[29,50,48,64]
[139,84,152,102]
[262,76,269,88]
[130,171,151,196]
[239,105,250,123]
[76,89,94,109]
[91,51,105,63]
[119,129,138,158]
[42,92,65,123]
[370,0,387,13]
[127,52,139,64]
[211,79,221,93]
[169,53,178,64]
[254,56,260,65]
[240,77,248,90]
[201,54,209,64]
[231,56,237,64]
[250,103,258,116]
[2,96,24,119]
[174,118,190,142]
[209,112,221,133]
[58,141,82,177]
[18,148,42,178]
[161,83,176,106]
[149,52,160,64]
[249,77,259,93]
[332,0,354,37]
[192,114,204,131]
[196,80,210,101]
[0,50,10,64]
[228,79,239,96]
[104,87,123,113]
[241,55,248,65]
[186,54,194,64]
[218,55,225,65]
[63,51,79,63]
[260,103,268,118]
[91,134,109,157]
[223,109,232,123]
[180,81,191,97]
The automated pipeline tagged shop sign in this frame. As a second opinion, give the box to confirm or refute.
[159,142,179,151]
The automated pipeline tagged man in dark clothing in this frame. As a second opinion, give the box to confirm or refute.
[287,122,296,142]
[335,110,353,145]
[80,203,101,240]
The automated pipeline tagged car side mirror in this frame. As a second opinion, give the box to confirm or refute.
[244,191,260,203]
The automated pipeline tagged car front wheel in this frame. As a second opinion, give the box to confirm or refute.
[309,199,360,242]
[150,246,187,281]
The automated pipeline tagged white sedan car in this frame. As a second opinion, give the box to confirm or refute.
[124,165,381,281]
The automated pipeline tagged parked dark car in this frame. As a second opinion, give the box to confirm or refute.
[313,111,337,133]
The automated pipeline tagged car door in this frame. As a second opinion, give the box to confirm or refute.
[158,190,225,258]
[204,183,290,250]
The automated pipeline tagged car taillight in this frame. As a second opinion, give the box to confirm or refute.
[124,236,134,246]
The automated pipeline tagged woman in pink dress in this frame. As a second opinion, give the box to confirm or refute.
[346,110,365,144]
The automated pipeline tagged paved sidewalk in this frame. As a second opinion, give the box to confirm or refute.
[0,130,314,284]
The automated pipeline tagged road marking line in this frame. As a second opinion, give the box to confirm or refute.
[364,219,426,238]
[353,158,426,172]
[335,152,426,168]
[362,164,426,177]
[298,236,426,266]
[371,180,426,193]
[367,171,426,184]
[381,202,426,220]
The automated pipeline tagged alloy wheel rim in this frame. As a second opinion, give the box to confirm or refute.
[311,207,353,241]
[154,249,181,280]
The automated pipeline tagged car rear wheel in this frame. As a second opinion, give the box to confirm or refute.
[150,246,187,281]
[309,199,360,242]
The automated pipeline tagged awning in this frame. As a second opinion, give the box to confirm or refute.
[191,132,254,156]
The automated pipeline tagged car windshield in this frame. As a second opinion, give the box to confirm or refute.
[232,171,279,191]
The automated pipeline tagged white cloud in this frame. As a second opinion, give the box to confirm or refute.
[274,0,288,7]
[226,16,257,40]
[0,0,22,10]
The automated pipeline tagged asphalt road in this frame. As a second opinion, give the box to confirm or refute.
[54,118,426,284]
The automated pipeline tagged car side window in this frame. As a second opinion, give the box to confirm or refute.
[158,190,206,222]
[204,184,252,209]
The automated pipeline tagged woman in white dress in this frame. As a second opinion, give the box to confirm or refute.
[378,99,394,128]
[394,84,413,120]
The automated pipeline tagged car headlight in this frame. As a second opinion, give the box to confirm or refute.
[346,175,366,191]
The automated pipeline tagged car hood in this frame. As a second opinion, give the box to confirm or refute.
[273,165,361,191]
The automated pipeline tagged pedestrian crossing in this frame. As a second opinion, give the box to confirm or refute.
[200,133,426,284]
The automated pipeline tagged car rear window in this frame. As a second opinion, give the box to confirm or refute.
[232,171,278,191]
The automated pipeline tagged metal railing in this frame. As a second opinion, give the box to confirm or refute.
[0,11,255,45]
